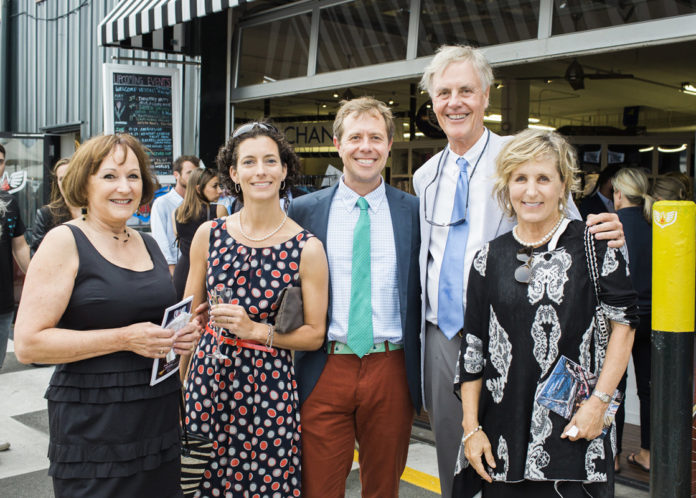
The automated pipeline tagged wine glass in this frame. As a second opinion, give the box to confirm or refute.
[207,289,230,361]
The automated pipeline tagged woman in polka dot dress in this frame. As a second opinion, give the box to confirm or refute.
[180,122,329,497]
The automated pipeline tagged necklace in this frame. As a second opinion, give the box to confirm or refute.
[238,210,288,242]
[113,229,130,243]
[512,216,564,248]
[84,221,130,243]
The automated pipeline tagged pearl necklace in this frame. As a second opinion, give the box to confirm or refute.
[512,216,565,248]
[238,210,288,242]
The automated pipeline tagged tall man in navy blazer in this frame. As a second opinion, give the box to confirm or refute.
[289,97,421,498]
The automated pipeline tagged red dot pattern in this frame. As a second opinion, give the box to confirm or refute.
[184,220,312,496]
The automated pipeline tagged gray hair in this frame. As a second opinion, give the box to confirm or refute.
[419,45,494,96]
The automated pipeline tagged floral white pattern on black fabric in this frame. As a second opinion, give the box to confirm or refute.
[601,247,619,276]
[610,423,617,460]
[463,333,484,374]
[454,433,471,475]
[489,435,510,481]
[525,385,552,480]
[473,243,489,277]
[601,303,630,324]
[531,305,562,377]
[585,438,607,481]
[453,356,462,385]
[486,307,512,404]
[527,249,572,305]
[578,318,594,372]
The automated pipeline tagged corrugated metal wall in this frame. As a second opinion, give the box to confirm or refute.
[7,0,201,158]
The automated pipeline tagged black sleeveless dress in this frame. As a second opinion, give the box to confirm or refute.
[173,204,217,300]
[45,225,183,497]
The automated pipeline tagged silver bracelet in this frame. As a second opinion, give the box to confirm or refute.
[265,324,275,350]
[462,425,482,445]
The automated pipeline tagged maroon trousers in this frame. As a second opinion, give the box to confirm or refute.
[300,349,415,498]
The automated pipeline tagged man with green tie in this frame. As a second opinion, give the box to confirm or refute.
[289,97,421,498]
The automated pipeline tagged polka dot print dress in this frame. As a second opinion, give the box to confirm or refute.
[184,219,312,497]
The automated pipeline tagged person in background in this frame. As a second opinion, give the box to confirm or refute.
[180,121,329,497]
[0,185,30,372]
[30,158,81,255]
[151,155,200,274]
[0,189,30,452]
[611,168,654,474]
[456,129,637,497]
[13,133,200,497]
[412,44,624,497]
[579,164,622,219]
[172,168,221,300]
[0,144,8,190]
[652,174,690,202]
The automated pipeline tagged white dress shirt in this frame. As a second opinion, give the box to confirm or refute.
[326,177,402,344]
[150,188,183,265]
[424,131,491,325]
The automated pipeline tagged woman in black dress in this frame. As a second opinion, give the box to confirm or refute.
[180,121,329,497]
[454,129,637,498]
[14,134,200,497]
[611,168,654,473]
[30,157,81,255]
[172,168,221,299]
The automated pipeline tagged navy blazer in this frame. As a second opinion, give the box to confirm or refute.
[288,183,422,413]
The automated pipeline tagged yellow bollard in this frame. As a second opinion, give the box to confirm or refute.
[651,200,695,497]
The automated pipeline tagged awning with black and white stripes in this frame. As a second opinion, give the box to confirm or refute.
[98,0,253,48]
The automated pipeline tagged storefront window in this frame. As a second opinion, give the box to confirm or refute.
[237,13,312,86]
[552,0,696,35]
[317,0,410,73]
[417,0,540,57]
[657,144,689,174]
[607,144,647,169]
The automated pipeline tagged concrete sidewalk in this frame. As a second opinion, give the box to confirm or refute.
[0,339,649,497]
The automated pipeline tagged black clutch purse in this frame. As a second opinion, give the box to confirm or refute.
[274,284,304,334]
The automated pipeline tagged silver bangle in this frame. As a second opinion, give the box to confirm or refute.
[592,390,611,403]
[462,425,482,445]
[265,324,275,350]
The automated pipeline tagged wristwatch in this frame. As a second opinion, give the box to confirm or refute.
[592,390,611,403]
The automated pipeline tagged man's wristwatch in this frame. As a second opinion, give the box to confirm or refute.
[592,390,611,403]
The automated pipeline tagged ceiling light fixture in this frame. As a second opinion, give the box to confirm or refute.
[484,114,502,122]
[638,146,654,153]
[681,82,696,96]
[529,124,556,131]
[657,144,687,153]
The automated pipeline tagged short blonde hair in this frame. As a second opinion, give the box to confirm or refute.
[333,97,394,142]
[62,134,155,208]
[419,45,494,97]
[493,129,579,218]
[612,168,654,221]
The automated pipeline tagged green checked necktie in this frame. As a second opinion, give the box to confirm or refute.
[347,197,373,358]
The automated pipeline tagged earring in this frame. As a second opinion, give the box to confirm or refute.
[81,207,87,221]
[559,199,564,212]
[280,180,286,190]
[234,183,240,194]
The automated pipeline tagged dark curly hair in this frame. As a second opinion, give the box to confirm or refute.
[215,121,299,203]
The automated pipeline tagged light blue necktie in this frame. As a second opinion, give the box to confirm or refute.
[437,157,470,339]
[347,197,373,357]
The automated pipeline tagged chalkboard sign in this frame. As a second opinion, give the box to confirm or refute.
[103,64,181,180]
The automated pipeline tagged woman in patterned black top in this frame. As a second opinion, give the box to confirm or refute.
[453,129,638,498]
[180,122,329,497]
